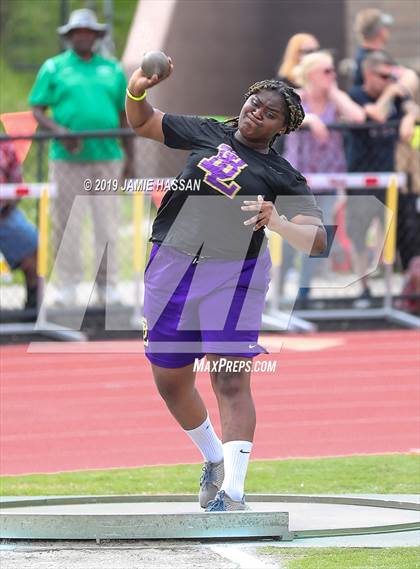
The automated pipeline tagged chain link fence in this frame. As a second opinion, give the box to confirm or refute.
[0,121,419,334]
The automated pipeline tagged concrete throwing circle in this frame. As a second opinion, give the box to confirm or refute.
[1,494,419,541]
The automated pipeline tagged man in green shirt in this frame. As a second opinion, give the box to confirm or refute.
[29,9,134,305]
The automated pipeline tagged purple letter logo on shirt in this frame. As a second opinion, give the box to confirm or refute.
[198,143,247,198]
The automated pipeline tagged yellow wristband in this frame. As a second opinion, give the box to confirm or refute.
[126,88,147,102]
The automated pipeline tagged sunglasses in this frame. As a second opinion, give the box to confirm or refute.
[374,71,393,80]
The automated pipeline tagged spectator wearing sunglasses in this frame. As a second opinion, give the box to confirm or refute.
[347,51,417,173]
[352,8,418,100]
[345,50,418,305]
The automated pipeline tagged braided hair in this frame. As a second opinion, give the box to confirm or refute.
[225,79,305,147]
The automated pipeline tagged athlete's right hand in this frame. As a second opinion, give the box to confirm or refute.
[127,58,173,96]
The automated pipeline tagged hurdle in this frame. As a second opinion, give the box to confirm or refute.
[122,173,419,333]
[286,172,420,329]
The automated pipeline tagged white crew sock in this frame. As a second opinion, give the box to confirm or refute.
[220,440,253,501]
[184,415,224,464]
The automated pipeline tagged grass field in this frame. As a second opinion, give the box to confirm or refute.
[261,547,419,569]
[1,454,418,496]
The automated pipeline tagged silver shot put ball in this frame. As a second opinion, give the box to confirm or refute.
[141,51,170,79]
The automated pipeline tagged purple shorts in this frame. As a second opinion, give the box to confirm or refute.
[143,244,271,368]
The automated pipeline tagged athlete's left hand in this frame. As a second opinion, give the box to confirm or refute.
[241,195,282,231]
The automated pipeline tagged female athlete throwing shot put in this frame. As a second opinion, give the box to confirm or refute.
[126,57,326,511]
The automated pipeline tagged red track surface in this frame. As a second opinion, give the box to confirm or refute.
[1,330,419,475]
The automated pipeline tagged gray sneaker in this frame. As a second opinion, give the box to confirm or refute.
[205,490,251,512]
[199,459,224,508]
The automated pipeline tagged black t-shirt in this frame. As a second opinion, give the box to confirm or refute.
[151,114,322,259]
[346,86,403,173]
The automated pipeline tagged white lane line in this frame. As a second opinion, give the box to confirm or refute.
[209,544,282,569]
